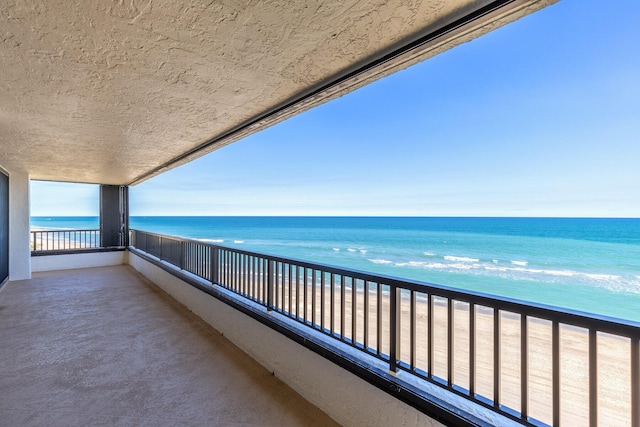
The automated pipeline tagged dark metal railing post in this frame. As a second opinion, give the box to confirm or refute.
[179,240,185,270]
[447,298,453,386]
[267,259,275,311]
[427,294,433,379]
[211,247,219,284]
[470,303,476,397]
[552,321,560,427]
[521,315,529,422]
[390,285,400,373]
[494,308,500,409]
[589,329,598,427]
[410,291,416,370]
[632,338,639,427]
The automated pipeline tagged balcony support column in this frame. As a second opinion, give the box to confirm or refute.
[8,169,31,280]
[100,185,129,248]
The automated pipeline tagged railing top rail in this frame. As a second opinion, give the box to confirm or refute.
[31,229,100,233]
[131,228,640,336]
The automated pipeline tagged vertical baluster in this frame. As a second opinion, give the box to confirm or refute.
[552,321,560,427]
[448,298,454,387]
[222,250,227,286]
[428,294,433,379]
[521,314,528,421]
[236,253,246,295]
[227,249,232,286]
[304,267,309,323]
[494,308,500,409]
[246,255,250,298]
[280,263,285,314]
[211,247,219,284]
[312,270,317,327]
[589,328,597,427]
[231,252,235,290]
[321,272,326,331]
[364,281,370,351]
[377,282,382,357]
[340,275,345,340]
[229,249,234,289]
[330,274,335,336]
[252,256,257,300]
[243,255,247,294]
[289,263,293,316]
[351,277,356,344]
[275,262,280,310]
[632,337,639,427]
[238,253,242,293]
[389,285,399,373]
[238,254,243,294]
[235,252,240,291]
[267,259,274,311]
[179,241,184,270]
[410,290,416,370]
[262,258,267,302]
[470,303,476,397]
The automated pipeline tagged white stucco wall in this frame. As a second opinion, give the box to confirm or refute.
[9,169,30,280]
[128,251,444,427]
[31,251,127,273]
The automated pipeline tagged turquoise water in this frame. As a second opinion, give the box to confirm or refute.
[31,216,640,321]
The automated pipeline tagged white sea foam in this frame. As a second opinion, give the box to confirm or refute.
[369,259,392,265]
[198,238,224,243]
[388,258,632,291]
[511,260,528,266]
[423,252,435,256]
[359,249,367,254]
[233,240,244,244]
[444,255,479,263]
[332,248,340,252]
[492,259,499,264]
[347,248,357,253]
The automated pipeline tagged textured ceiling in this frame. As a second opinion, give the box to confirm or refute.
[0,0,555,185]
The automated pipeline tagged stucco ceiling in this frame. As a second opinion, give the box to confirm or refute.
[0,0,555,185]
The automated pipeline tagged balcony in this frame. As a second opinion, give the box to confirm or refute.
[18,228,639,426]
[1,1,630,425]
[0,265,339,426]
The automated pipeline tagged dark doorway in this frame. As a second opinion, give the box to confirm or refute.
[0,170,8,285]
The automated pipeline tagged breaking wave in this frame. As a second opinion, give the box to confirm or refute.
[366,257,640,294]
[368,259,393,265]
[444,255,479,263]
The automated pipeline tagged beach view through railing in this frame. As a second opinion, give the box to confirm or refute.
[30,229,100,252]
[131,229,639,427]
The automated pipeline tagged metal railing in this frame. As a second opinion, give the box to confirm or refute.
[131,229,640,427]
[31,229,101,252]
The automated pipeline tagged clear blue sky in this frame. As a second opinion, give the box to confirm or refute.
[31,0,640,217]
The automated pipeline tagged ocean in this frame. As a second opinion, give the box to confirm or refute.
[30,216,640,322]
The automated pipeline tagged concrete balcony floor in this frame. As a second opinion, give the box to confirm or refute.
[0,265,340,426]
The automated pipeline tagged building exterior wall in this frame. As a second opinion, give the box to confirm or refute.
[31,251,127,273]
